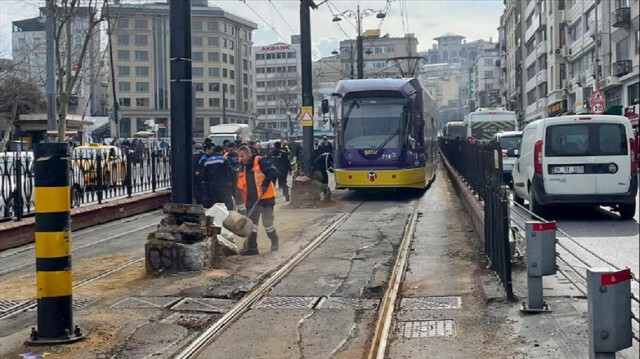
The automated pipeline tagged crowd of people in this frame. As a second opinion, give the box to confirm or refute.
[191,135,334,256]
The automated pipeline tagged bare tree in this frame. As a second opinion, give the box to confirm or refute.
[49,0,105,143]
[0,76,45,150]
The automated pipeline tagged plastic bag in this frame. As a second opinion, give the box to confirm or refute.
[205,203,235,240]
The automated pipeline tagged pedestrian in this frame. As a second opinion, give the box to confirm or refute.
[319,136,333,154]
[201,145,236,210]
[269,141,292,201]
[312,151,334,201]
[236,145,279,255]
[192,143,207,204]
[160,139,169,158]
[224,141,241,207]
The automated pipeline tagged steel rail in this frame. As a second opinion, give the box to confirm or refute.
[174,204,363,359]
[368,200,420,359]
[0,256,144,321]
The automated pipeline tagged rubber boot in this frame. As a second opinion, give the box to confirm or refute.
[267,231,279,251]
[283,187,290,202]
[240,232,259,256]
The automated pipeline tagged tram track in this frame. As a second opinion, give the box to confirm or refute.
[175,198,421,359]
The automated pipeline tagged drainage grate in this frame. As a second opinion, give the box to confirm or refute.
[315,297,379,310]
[72,297,95,310]
[397,319,456,338]
[400,296,462,310]
[171,297,235,313]
[111,296,182,309]
[0,300,26,313]
[253,296,319,309]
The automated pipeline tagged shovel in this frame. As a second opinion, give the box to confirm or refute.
[222,194,264,237]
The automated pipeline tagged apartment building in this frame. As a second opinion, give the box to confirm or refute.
[339,32,419,79]
[253,36,301,138]
[500,0,639,124]
[473,49,501,108]
[109,0,256,140]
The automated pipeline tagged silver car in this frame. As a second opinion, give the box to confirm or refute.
[492,131,522,186]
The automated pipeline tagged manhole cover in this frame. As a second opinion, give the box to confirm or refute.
[315,297,379,310]
[401,296,461,310]
[0,300,26,313]
[160,312,212,326]
[253,296,319,309]
[171,297,235,313]
[72,297,95,310]
[397,319,456,338]
[111,296,182,309]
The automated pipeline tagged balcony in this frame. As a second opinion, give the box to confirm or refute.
[612,7,630,27]
[613,60,632,77]
[536,69,547,84]
[535,40,546,57]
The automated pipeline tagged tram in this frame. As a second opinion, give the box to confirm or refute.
[323,78,437,189]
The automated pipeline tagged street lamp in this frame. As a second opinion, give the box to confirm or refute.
[332,5,386,79]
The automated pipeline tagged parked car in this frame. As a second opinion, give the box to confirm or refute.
[511,115,637,219]
[491,131,522,187]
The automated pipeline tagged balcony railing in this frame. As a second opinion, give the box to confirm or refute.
[613,60,632,77]
[612,7,630,27]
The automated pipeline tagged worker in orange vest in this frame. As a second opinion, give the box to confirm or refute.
[236,145,279,255]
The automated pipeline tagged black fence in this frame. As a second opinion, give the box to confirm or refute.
[440,138,514,300]
[0,149,171,223]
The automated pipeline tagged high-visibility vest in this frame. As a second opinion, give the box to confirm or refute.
[237,156,275,205]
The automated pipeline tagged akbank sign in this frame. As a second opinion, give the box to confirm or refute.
[261,44,291,52]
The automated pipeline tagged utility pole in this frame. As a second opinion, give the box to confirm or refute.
[45,1,57,133]
[300,0,316,176]
[356,5,364,79]
[169,0,193,203]
[104,0,120,139]
[350,42,355,79]
[222,84,227,124]
[593,0,600,90]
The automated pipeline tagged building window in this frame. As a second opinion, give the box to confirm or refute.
[136,98,150,107]
[118,82,130,92]
[243,73,248,85]
[193,52,203,62]
[134,35,148,46]
[193,67,204,77]
[256,54,265,60]
[192,21,203,31]
[135,82,149,92]
[134,19,147,29]
[527,89,536,105]
[136,118,148,131]
[229,55,235,65]
[616,36,629,61]
[119,98,131,107]
[209,83,220,92]
[287,65,296,72]
[135,66,149,76]
[222,53,227,63]
[117,19,129,29]
[628,82,639,105]
[117,50,130,61]
[208,37,219,46]
[605,87,623,106]
[118,66,130,76]
[207,21,218,31]
[527,64,536,80]
[223,68,227,78]
[134,51,148,61]
[120,118,131,137]
[243,59,248,71]
[208,68,220,77]
[192,36,203,47]
[230,70,235,79]
[257,81,265,87]
[194,98,204,107]
[194,118,204,136]
[229,100,235,109]
[484,70,494,78]
[117,35,129,45]
[208,52,219,62]
[209,98,220,107]
[193,83,204,92]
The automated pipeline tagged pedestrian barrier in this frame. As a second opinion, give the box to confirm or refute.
[440,138,514,300]
[26,143,84,345]
[521,221,556,312]
[0,149,171,223]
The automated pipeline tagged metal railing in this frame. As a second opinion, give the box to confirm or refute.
[440,138,514,300]
[1,149,171,223]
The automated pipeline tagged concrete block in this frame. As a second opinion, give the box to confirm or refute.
[145,238,215,274]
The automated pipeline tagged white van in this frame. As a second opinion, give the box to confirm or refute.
[511,115,638,219]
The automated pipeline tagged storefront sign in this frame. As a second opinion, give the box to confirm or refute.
[261,44,291,52]
[548,100,567,117]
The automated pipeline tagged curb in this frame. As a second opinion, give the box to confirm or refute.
[0,190,171,252]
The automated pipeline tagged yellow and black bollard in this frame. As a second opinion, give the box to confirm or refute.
[25,143,84,345]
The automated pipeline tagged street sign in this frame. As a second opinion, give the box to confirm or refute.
[300,106,313,127]
[590,90,606,114]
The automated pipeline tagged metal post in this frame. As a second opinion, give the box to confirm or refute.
[356,5,364,79]
[300,0,316,176]
[350,42,355,79]
[125,151,132,198]
[45,2,57,133]
[96,152,103,204]
[14,157,22,221]
[105,0,120,139]
[26,143,84,345]
[222,84,227,124]
[521,221,556,312]
[151,151,156,192]
[169,0,193,204]
[594,0,600,90]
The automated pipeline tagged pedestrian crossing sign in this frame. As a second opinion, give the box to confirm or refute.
[300,106,313,127]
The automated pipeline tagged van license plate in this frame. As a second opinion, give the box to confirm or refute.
[551,166,585,174]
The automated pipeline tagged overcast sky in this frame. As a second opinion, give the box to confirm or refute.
[0,0,504,60]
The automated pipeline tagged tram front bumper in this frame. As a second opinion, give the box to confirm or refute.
[334,168,426,189]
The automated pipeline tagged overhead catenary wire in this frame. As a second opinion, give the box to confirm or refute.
[269,0,298,37]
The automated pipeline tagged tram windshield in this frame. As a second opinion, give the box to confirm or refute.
[342,98,406,150]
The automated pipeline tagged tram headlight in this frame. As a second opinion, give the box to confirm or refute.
[390,151,397,159]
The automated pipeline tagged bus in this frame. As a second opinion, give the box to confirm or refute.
[323,78,438,189]
[463,107,518,141]
[442,121,465,140]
